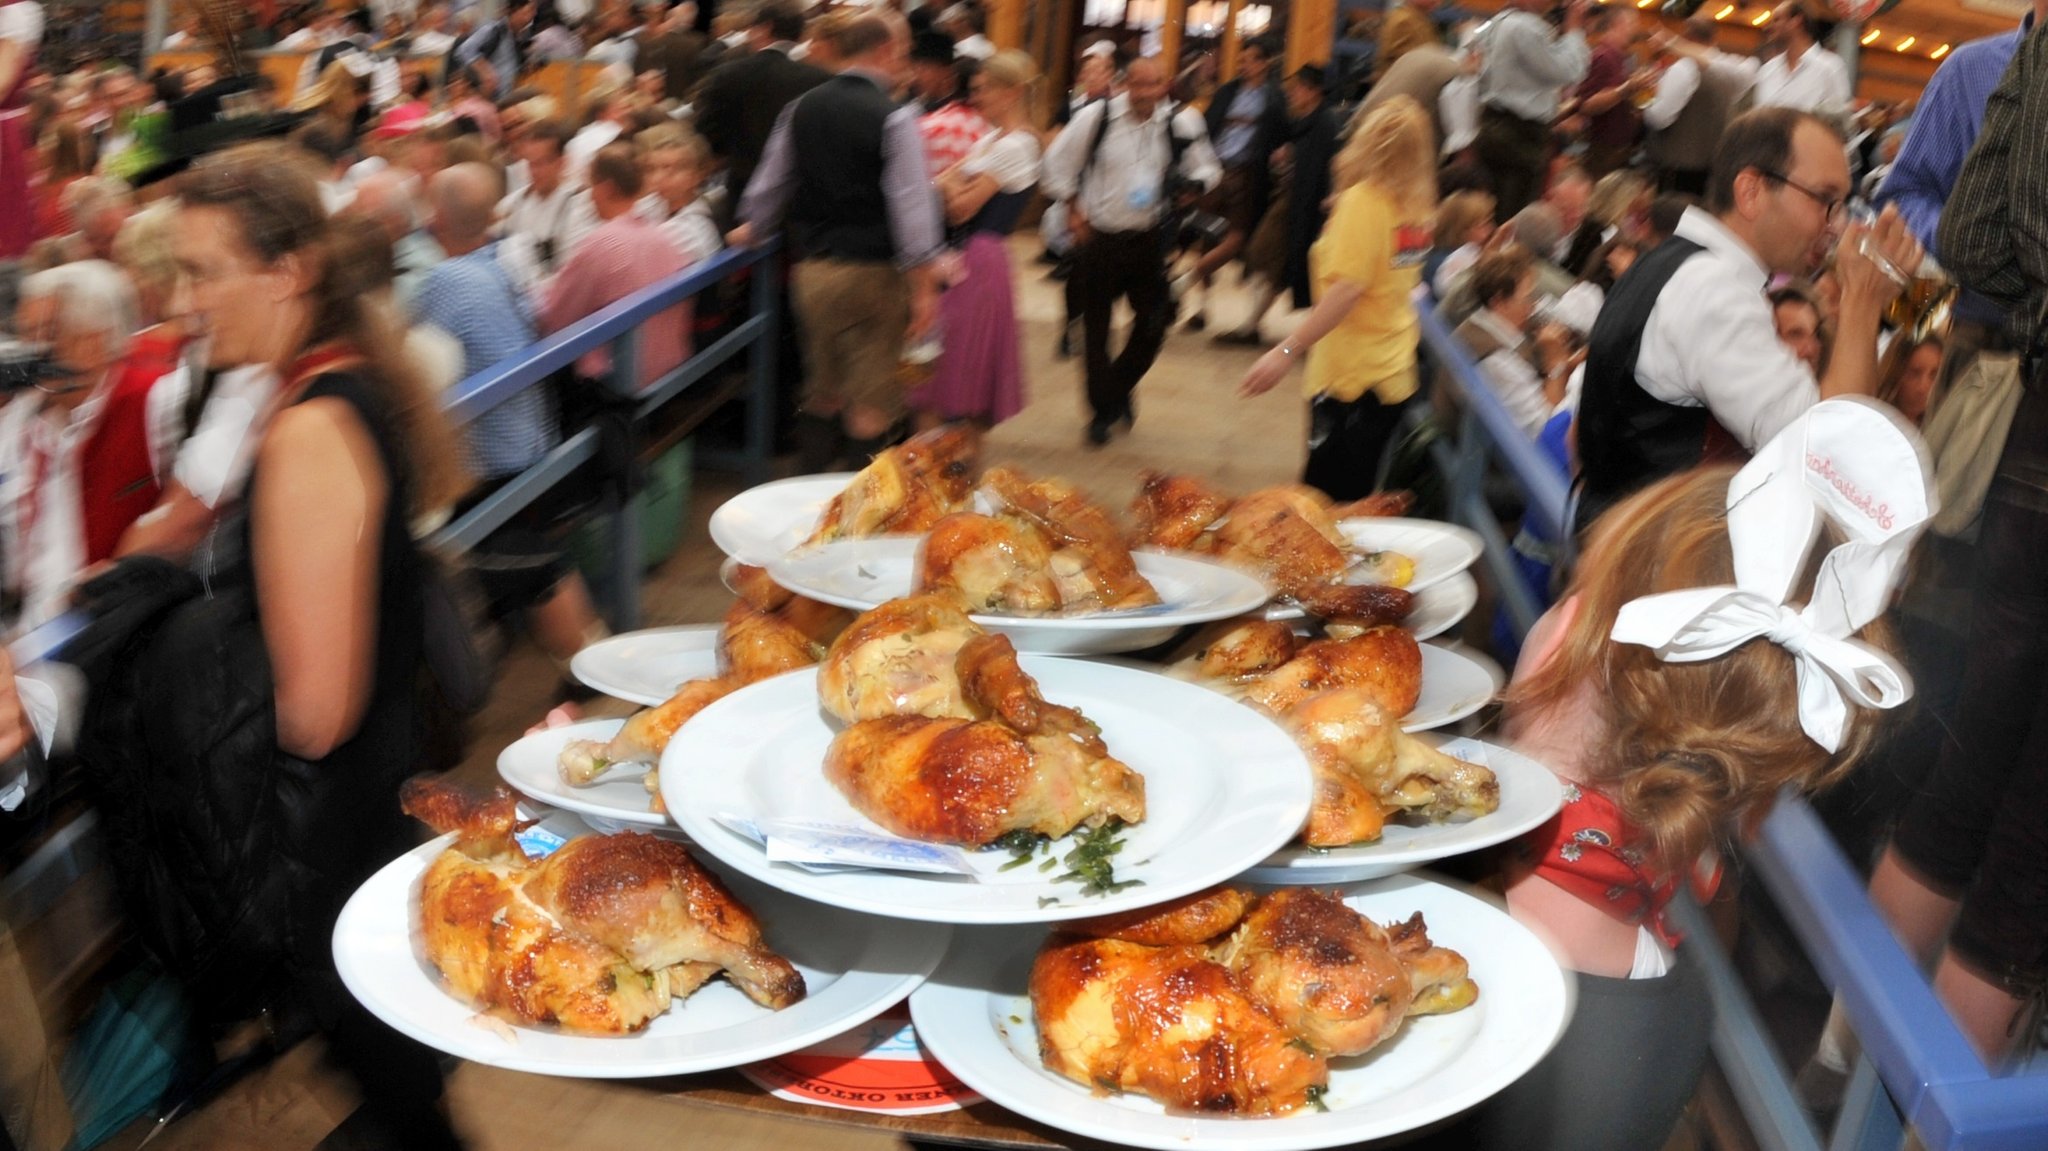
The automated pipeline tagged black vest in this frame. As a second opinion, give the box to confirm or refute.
[787,74,899,263]
[1575,235,1717,532]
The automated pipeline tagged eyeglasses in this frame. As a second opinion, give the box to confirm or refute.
[1755,168,1848,224]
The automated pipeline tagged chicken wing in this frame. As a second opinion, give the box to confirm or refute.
[822,713,1144,846]
[1192,618,1302,682]
[1287,688,1499,833]
[1031,934,1327,1114]
[1216,887,1418,1057]
[916,511,1062,614]
[1065,886,1255,947]
[982,467,1160,612]
[803,424,981,547]
[1214,488,1355,595]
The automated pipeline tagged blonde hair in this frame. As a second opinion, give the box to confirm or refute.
[636,121,709,167]
[1433,189,1495,249]
[112,199,182,317]
[1588,169,1650,229]
[1509,467,1894,871]
[292,59,363,117]
[1333,95,1435,217]
[981,49,1040,91]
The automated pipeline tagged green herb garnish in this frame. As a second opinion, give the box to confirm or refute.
[993,829,1049,871]
[1304,1085,1330,1112]
[1050,820,1144,898]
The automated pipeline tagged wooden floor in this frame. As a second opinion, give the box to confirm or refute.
[102,241,1309,1151]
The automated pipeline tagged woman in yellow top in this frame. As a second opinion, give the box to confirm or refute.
[1239,95,1437,500]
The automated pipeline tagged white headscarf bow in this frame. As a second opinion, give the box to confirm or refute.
[1608,398,1936,752]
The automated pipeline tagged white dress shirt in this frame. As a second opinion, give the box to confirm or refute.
[1641,56,1700,132]
[497,180,599,271]
[1476,9,1589,122]
[1467,309,1554,439]
[1040,95,1221,235]
[1751,44,1851,116]
[1633,207,1820,451]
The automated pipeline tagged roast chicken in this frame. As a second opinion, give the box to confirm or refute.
[803,424,981,547]
[916,512,1064,615]
[1181,625,1496,847]
[981,467,1160,612]
[402,779,805,1035]
[816,596,1146,846]
[1127,474,1416,628]
[1032,886,1477,1114]
[558,571,853,811]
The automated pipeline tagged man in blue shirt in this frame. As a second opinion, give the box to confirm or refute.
[454,0,537,100]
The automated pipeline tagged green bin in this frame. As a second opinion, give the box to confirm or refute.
[570,437,694,583]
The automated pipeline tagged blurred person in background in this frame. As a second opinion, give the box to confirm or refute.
[915,36,987,179]
[542,143,691,391]
[907,49,1041,429]
[1568,6,1645,179]
[1178,35,1285,334]
[1876,334,1943,426]
[454,0,536,99]
[499,118,597,279]
[1472,0,1588,217]
[695,0,828,227]
[1644,17,1746,198]
[1426,188,1497,299]
[1455,244,1579,439]
[1217,64,1340,347]
[29,120,90,245]
[636,122,722,267]
[1769,284,1826,375]
[1237,95,1437,499]
[0,261,175,631]
[1559,168,1649,283]
[1375,0,1441,82]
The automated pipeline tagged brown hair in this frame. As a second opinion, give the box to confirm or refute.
[1509,467,1894,871]
[1469,245,1534,309]
[179,143,469,516]
[1334,94,1435,217]
[588,142,643,198]
[1709,107,1843,215]
[1433,189,1495,249]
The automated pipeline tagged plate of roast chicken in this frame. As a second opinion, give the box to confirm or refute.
[330,793,951,1076]
[909,877,1571,1150]
[340,427,1576,1127]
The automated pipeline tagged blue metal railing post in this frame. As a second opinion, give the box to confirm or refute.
[743,254,780,490]
[604,326,644,632]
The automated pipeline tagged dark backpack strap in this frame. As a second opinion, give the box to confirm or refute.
[1078,100,1193,203]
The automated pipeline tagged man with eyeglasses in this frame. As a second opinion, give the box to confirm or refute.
[1572,107,1922,532]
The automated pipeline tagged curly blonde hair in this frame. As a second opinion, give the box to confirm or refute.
[1334,95,1435,217]
[1508,467,1896,871]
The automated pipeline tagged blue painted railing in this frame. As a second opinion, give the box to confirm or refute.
[1413,292,2048,1151]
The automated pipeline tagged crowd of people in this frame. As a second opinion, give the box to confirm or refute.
[0,0,2040,1147]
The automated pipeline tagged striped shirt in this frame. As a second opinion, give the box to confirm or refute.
[1940,23,2048,351]
[410,241,558,481]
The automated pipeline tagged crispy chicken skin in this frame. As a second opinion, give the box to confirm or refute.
[403,780,805,1034]
[1301,751,1390,848]
[823,713,1144,846]
[1214,488,1356,594]
[1215,888,1417,1057]
[917,512,1063,614]
[1241,626,1424,718]
[1065,887,1257,947]
[521,834,805,1008]
[982,467,1160,612]
[1127,471,1233,551]
[1286,689,1499,846]
[803,424,981,546]
[1030,886,1478,1112]
[1031,934,1328,1114]
[816,592,986,724]
[1192,619,1302,681]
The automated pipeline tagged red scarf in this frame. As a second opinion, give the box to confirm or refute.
[1515,782,1722,947]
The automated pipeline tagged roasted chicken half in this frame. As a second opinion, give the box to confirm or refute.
[402,779,805,1035]
[819,603,1145,845]
[1033,885,1477,1114]
[981,467,1160,612]
[803,424,981,547]
[1288,688,1500,847]
[916,511,1063,615]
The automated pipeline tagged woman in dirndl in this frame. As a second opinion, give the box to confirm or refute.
[909,50,1042,429]
[0,0,43,262]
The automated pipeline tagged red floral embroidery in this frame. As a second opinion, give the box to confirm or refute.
[1516,782,1722,946]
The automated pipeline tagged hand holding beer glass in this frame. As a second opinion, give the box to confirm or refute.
[1841,204,1953,341]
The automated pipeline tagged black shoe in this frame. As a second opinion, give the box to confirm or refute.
[1085,418,1113,447]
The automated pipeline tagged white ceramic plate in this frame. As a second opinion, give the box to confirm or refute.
[570,624,722,707]
[1336,518,1485,593]
[708,472,860,564]
[331,812,952,1078]
[661,657,1312,924]
[497,718,669,828]
[765,538,1273,656]
[1401,571,1478,641]
[1244,737,1565,884]
[908,873,1572,1151]
[1408,644,1501,733]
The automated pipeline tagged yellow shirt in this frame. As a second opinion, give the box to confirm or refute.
[1304,183,1429,403]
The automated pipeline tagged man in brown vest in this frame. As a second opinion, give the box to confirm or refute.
[1644,16,1746,197]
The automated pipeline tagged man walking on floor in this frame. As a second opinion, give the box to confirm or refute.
[1041,55,1220,446]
